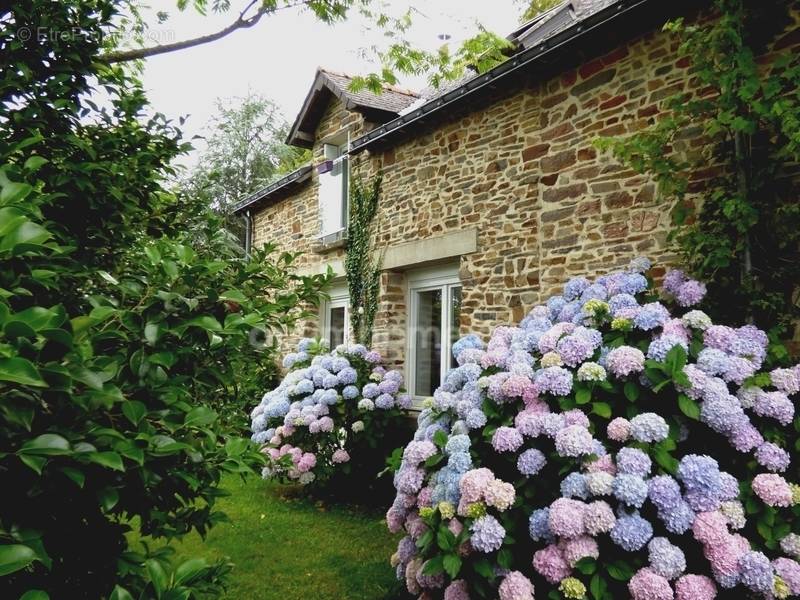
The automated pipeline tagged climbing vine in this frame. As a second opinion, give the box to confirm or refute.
[345,170,382,346]
[597,0,800,349]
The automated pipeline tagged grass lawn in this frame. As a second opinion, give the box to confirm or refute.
[136,475,406,600]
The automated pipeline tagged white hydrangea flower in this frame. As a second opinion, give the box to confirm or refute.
[541,352,564,368]
[577,361,607,382]
[682,310,712,330]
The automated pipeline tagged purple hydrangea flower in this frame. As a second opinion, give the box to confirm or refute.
[755,442,790,472]
[610,512,653,551]
[555,425,594,457]
[518,448,547,476]
[675,280,707,307]
[470,515,506,552]
[616,448,652,477]
[534,366,574,396]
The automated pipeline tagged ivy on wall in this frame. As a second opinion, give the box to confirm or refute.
[597,0,800,351]
[345,170,382,346]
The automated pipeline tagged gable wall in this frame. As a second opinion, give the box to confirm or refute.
[251,11,800,370]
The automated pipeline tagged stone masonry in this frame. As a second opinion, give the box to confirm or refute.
[249,9,800,373]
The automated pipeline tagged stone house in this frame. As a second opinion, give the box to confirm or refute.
[233,0,799,401]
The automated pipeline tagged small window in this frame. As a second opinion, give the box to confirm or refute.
[322,283,349,348]
[318,144,348,240]
[408,266,462,400]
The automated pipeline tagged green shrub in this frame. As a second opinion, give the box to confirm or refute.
[0,2,328,598]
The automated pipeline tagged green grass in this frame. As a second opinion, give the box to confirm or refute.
[135,475,405,599]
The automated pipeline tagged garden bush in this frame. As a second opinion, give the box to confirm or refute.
[250,339,413,503]
[1,2,327,598]
[387,258,800,600]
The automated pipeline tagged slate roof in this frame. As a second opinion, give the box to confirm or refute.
[321,70,420,114]
[285,68,419,148]
[510,0,622,49]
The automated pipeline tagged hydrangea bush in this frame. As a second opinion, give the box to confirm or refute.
[387,258,800,600]
[250,339,412,498]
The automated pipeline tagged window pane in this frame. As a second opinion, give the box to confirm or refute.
[415,289,442,397]
[329,306,346,348]
[450,286,462,369]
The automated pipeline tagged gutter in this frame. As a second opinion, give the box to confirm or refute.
[349,0,666,154]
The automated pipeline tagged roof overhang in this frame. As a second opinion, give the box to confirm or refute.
[286,70,402,148]
[232,165,313,214]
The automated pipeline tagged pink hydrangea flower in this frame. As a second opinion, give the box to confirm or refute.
[628,567,674,600]
[443,580,470,600]
[606,346,646,377]
[674,574,717,600]
[560,535,599,566]
[548,498,586,538]
[752,473,793,507]
[532,544,571,584]
[459,468,495,503]
[498,571,534,600]
[332,448,350,463]
[583,500,616,535]
[607,417,631,442]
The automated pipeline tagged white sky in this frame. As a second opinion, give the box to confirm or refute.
[137,1,522,167]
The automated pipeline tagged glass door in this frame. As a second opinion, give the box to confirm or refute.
[408,266,462,401]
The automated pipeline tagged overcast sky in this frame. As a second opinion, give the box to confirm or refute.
[137,1,522,167]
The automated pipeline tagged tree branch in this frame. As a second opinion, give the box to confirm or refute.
[101,0,309,63]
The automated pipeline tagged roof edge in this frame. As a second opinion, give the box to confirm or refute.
[285,69,419,148]
[350,0,667,154]
[232,164,313,214]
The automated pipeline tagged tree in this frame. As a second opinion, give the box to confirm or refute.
[519,0,562,22]
[100,0,513,92]
[597,0,800,348]
[1,2,328,598]
[181,92,309,241]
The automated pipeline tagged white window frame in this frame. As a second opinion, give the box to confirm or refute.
[321,282,350,349]
[318,141,349,241]
[406,264,462,403]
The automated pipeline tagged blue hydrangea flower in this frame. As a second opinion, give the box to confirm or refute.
[465,408,487,429]
[338,367,357,384]
[529,508,553,542]
[612,474,649,508]
[564,277,591,301]
[633,302,669,330]
[561,472,590,499]
[610,512,653,551]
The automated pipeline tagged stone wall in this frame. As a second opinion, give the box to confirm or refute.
[250,12,800,372]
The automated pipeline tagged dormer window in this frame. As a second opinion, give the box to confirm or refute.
[318,142,348,243]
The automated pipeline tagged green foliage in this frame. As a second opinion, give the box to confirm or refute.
[519,0,563,22]
[597,0,800,341]
[345,170,382,346]
[180,92,309,243]
[351,28,515,92]
[1,2,327,598]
